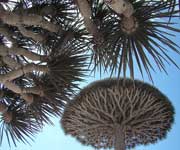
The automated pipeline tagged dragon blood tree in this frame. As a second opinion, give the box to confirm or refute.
[61,78,174,150]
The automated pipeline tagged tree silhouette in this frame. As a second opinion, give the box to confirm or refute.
[0,0,179,147]
[61,78,174,150]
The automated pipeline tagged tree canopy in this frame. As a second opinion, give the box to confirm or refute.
[0,0,179,147]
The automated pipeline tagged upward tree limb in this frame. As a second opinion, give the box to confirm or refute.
[75,0,103,44]
[14,4,56,17]
[3,81,33,103]
[0,27,48,61]
[0,17,44,42]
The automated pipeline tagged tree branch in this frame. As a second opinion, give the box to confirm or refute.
[0,45,47,61]
[0,63,48,83]
[14,4,56,17]
[0,9,60,33]
[2,55,21,69]
[0,26,48,61]
[104,0,134,17]
[1,81,35,104]
[4,81,43,95]
[18,25,44,42]
[0,103,7,114]
[75,0,103,44]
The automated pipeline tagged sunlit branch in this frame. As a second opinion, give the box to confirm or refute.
[75,0,103,43]
[0,9,60,33]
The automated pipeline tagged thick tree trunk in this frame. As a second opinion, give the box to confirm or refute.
[114,125,125,150]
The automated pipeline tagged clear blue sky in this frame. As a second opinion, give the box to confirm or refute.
[1,15,180,150]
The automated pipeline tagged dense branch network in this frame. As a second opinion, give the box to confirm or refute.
[61,78,174,149]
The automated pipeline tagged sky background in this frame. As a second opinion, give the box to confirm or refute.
[0,3,180,150]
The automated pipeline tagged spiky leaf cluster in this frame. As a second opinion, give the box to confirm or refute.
[0,87,40,146]
[89,0,180,80]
